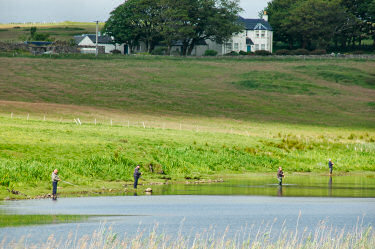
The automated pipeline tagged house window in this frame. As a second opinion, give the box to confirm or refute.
[234,43,239,50]
[256,31,259,38]
[261,44,265,50]
[261,31,265,38]
[225,43,232,50]
[255,44,259,51]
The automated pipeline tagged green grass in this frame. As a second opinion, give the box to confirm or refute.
[0,56,374,199]
[294,64,375,89]
[0,213,90,227]
[233,71,338,95]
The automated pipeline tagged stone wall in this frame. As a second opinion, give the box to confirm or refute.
[0,41,80,54]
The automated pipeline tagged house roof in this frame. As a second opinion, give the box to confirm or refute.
[238,17,272,31]
[74,34,113,45]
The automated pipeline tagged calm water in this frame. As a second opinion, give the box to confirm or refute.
[1,175,375,245]
[149,174,375,197]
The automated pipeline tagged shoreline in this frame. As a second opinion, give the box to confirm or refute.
[2,171,374,201]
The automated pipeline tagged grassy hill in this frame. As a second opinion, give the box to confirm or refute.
[0,55,374,198]
[0,22,104,42]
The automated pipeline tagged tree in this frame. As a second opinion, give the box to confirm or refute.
[266,0,351,49]
[285,0,349,49]
[104,0,163,53]
[104,0,243,55]
[265,0,296,48]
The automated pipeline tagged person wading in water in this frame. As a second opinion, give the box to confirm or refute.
[133,165,142,189]
[277,167,284,186]
[328,159,334,175]
[51,169,61,200]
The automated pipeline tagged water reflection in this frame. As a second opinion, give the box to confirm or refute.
[277,185,283,197]
[148,175,375,197]
[328,176,333,197]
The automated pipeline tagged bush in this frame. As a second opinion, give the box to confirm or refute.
[254,50,271,56]
[111,49,122,54]
[275,49,292,55]
[151,47,167,55]
[310,49,327,55]
[351,50,365,54]
[292,48,310,55]
[203,49,218,56]
[238,50,248,55]
[224,51,239,56]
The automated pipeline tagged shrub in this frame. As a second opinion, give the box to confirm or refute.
[351,50,365,54]
[310,49,327,55]
[238,50,248,55]
[151,47,167,55]
[224,51,239,56]
[203,49,218,56]
[275,49,292,55]
[255,50,271,56]
[292,48,310,55]
[110,49,122,54]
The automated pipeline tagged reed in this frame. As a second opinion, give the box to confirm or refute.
[2,222,373,249]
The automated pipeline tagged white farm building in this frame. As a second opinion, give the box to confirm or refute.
[74,34,125,54]
[205,13,273,55]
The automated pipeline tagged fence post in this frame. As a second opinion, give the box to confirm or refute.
[77,118,81,125]
[142,122,145,129]
[43,115,46,121]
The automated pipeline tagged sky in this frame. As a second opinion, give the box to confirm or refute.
[0,0,269,23]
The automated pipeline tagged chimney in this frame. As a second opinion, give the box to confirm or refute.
[263,11,268,22]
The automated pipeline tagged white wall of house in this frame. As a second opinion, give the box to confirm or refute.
[102,44,125,54]
[77,36,125,54]
[248,29,273,53]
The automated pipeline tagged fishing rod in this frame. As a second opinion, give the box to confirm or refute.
[62,180,76,186]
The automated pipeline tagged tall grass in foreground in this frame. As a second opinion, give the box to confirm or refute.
[2,222,373,249]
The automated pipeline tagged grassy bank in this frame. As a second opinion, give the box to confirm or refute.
[0,115,374,199]
[0,213,90,227]
[0,56,374,199]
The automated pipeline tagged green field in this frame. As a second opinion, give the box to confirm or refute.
[0,22,104,42]
[0,55,374,199]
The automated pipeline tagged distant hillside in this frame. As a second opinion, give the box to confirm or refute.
[0,56,374,128]
[0,22,104,42]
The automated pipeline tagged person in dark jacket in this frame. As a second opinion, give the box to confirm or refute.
[328,159,334,175]
[133,165,142,189]
[277,167,284,186]
[51,169,61,200]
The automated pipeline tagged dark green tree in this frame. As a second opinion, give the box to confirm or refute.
[104,0,243,55]
[265,0,296,48]
[104,0,163,53]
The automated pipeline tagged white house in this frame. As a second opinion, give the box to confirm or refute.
[205,13,273,55]
[74,34,124,54]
